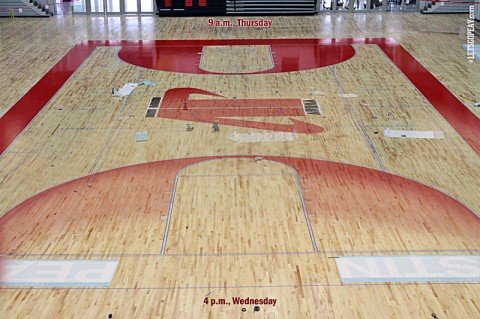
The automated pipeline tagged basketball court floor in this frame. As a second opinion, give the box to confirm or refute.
[0,13,479,318]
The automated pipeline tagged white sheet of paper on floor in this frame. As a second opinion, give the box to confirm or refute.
[113,83,138,97]
[384,128,445,139]
[135,132,148,142]
[138,81,157,86]
[338,93,358,98]
[119,83,138,96]
[113,81,157,97]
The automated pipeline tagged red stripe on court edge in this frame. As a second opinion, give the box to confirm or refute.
[0,42,97,155]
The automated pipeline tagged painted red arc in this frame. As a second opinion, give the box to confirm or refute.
[157,88,324,134]
[1,156,479,254]
[117,42,356,75]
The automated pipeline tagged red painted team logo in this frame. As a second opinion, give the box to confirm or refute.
[157,88,324,134]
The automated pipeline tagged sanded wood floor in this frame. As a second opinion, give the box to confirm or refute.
[0,12,479,319]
